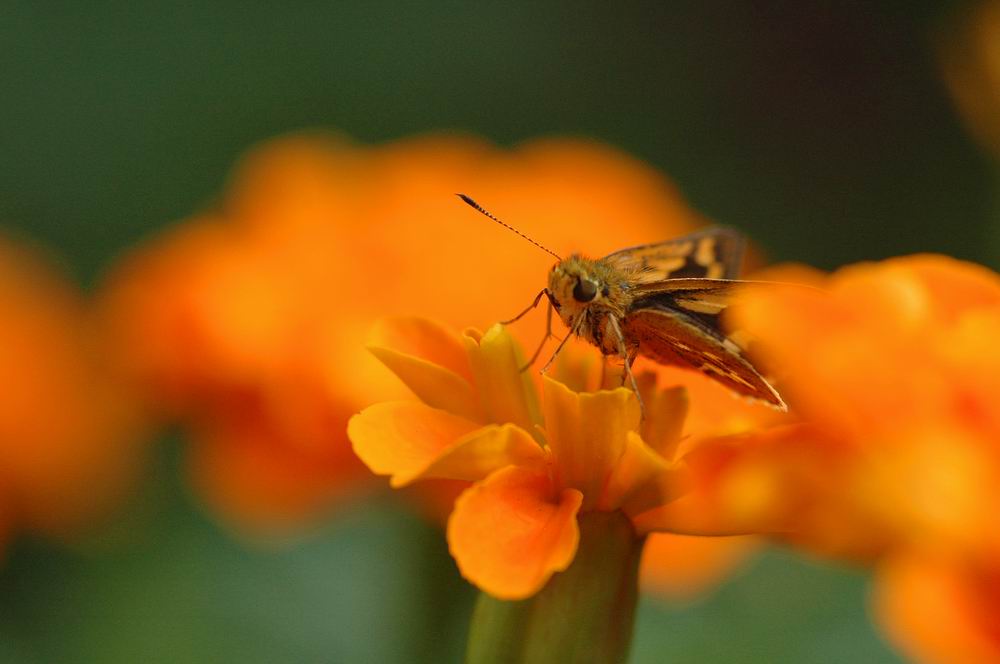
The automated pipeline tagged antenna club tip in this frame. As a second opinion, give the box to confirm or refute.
[454,193,562,261]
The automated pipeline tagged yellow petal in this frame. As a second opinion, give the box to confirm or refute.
[629,492,760,537]
[463,324,542,433]
[369,317,475,382]
[347,401,479,487]
[638,383,688,460]
[597,431,676,512]
[419,423,547,485]
[542,376,639,509]
[368,345,481,421]
[448,465,582,600]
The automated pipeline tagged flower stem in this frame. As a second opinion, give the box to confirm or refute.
[465,511,644,664]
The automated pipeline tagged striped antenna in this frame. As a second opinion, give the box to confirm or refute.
[457,194,562,261]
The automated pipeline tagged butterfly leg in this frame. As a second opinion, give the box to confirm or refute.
[520,300,555,372]
[501,288,551,325]
[621,350,639,386]
[540,317,581,374]
[607,315,645,419]
[597,352,625,390]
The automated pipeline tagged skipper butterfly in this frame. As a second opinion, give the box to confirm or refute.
[458,194,786,412]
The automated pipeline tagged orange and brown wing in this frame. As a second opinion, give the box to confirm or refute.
[623,289,785,409]
[603,227,745,285]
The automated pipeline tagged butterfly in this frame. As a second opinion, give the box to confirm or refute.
[457,194,786,412]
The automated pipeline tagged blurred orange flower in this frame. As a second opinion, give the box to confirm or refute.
[645,255,1000,662]
[99,131,770,555]
[0,236,146,553]
[939,0,1000,157]
[348,317,782,600]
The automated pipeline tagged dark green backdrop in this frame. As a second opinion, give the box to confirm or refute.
[1,2,988,662]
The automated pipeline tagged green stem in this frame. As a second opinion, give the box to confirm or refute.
[465,510,644,664]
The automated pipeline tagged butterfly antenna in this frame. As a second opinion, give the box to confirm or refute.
[457,194,562,261]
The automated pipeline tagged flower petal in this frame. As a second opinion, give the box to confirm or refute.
[629,426,810,538]
[874,553,1000,664]
[637,380,688,460]
[420,423,548,484]
[189,414,366,536]
[542,376,639,509]
[653,365,788,452]
[631,424,892,558]
[347,401,480,487]
[369,317,474,383]
[852,254,1000,324]
[734,255,1000,441]
[463,324,542,433]
[368,344,481,422]
[448,465,583,600]
[598,431,680,513]
[640,533,758,600]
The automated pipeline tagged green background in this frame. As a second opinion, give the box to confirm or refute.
[1,2,991,662]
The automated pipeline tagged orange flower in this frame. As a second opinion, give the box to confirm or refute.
[939,0,1000,157]
[645,255,1000,662]
[0,236,146,552]
[349,317,782,600]
[875,551,1000,664]
[97,132,714,534]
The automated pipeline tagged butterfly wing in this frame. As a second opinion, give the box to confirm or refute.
[603,226,746,284]
[622,285,785,409]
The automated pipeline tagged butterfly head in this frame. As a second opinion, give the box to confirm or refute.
[548,255,622,324]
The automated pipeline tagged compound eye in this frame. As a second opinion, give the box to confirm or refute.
[573,278,598,303]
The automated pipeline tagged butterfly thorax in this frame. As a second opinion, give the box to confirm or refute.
[548,255,635,355]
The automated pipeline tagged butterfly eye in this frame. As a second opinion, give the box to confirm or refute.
[573,278,599,303]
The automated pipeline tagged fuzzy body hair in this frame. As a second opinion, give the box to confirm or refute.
[547,254,639,356]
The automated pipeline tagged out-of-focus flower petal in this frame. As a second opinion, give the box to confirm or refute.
[736,255,1000,442]
[852,427,997,556]
[188,414,365,536]
[939,0,1000,157]
[893,254,1000,316]
[369,317,475,384]
[941,309,1000,439]
[669,365,790,443]
[635,379,688,460]
[448,465,583,600]
[874,553,1000,664]
[632,425,864,546]
[691,252,1000,664]
[0,237,148,540]
[640,534,759,600]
